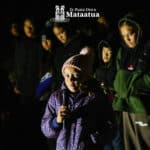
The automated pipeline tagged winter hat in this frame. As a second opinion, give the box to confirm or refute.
[62,46,95,78]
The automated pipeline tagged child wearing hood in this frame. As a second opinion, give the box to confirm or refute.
[113,12,150,150]
[41,47,114,150]
[95,40,117,98]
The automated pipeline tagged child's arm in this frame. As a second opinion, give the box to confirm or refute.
[41,91,71,138]
[41,92,61,138]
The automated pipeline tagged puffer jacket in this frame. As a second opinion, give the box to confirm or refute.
[41,81,114,150]
[113,13,150,115]
[113,69,150,114]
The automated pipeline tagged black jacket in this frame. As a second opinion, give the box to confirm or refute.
[14,36,41,96]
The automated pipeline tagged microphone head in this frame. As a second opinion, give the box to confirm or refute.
[62,89,67,105]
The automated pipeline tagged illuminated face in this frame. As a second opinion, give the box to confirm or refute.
[63,66,84,93]
[23,19,35,38]
[102,47,112,63]
[97,16,109,28]
[53,26,68,44]
[41,39,52,51]
[120,24,137,48]
[10,24,19,37]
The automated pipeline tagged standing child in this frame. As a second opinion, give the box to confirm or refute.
[113,12,150,150]
[41,47,114,150]
[95,40,117,98]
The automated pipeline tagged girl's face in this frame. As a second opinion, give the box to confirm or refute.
[53,26,68,44]
[120,24,137,48]
[24,19,35,38]
[102,47,112,63]
[10,24,19,37]
[63,66,84,93]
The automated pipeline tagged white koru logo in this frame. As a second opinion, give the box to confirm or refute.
[55,5,65,21]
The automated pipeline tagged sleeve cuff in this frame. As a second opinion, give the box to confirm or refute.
[50,118,62,129]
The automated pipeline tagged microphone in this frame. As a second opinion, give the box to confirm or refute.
[62,89,67,129]
[62,89,67,106]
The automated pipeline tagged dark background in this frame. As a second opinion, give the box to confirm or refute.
[0,1,148,149]
[0,0,148,60]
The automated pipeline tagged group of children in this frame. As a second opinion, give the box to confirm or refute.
[40,12,150,150]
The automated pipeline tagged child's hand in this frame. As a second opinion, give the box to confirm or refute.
[56,105,70,124]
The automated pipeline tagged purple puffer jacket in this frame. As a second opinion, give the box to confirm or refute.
[41,83,112,150]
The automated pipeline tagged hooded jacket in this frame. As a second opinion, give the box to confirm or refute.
[113,13,150,114]
[41,80,114,150]
[14,36,41,96]
[95,40,117,89]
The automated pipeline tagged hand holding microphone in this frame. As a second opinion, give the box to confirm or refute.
[56,105,70,124]
[56,90,70,128]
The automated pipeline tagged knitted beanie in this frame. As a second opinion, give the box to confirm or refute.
[62,46,94,77]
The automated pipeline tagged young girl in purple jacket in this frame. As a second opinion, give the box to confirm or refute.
[41,47,114,150]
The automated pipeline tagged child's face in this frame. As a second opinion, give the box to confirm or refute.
[10,24,19,37]
[53,26,68,44]
[24,19,35,38]
[120,24,137,48]
[102,46,112,63]
[63,66,84,93]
